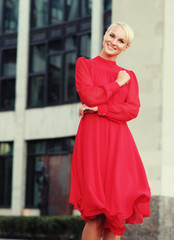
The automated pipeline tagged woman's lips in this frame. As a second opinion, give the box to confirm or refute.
[107,43,117,51]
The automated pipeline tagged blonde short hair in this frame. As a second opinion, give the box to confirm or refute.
[106,22,134,46]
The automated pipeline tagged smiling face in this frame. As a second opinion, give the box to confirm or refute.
[100,25,129,61]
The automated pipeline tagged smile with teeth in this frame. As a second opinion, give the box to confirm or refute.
[107,43,117,51]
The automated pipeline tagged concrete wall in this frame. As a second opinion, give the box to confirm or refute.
[112,0,164,195]
[161,0,174,197]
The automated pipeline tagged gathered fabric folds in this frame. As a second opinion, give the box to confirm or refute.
[69,56,151,235]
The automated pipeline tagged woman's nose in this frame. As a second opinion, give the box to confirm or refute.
[111,38,117,46]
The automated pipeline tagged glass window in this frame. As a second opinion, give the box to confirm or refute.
[26,155,41,207]
[25,138,75,214]
[65,0,78,21]
[49,40,62,54]
[81,0,92,17]
[64,52,76,102]
[29,0,92,108]
[104,0,112,10]
[47,55,61,104]
[0,142,13,208]
[28,141,46,155]
[80,33,91,58]
[32,0,49,28]
[29,76,44,107]
[31,45,46,73]
[4,0,19,33]
[0,143,13,155]
[51,0,64,24]
[65,36,76,51]
[1,80,15,110]
[2,49,17,77]
[0,1,3,33]
[31,0,93,29]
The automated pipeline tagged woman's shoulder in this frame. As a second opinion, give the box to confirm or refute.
[76,56,91,64]
[119,65,137,77]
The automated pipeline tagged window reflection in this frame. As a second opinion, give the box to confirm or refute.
[31,45,46,73]
[28,141,46,155]
[49,40,62,54]
[1,80,15,110]
[4,0,19,33]
[104,0,112,10]
[51,0,64,24]
[2,49,16,77]
[65,36,76,51]
[0,1,3,33]
[0,143,13,155]
[0,153,13,207]
[29,76,44,107]
[64,52,76,102]
[66,0,78,21]
[32,0,48,28]
[81,0,92,17]
[80,34,91,58]
[26,138,75,210]
[47,55,61,104]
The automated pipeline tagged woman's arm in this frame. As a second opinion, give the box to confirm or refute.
[76,57,125,107]
[97,71,140,123]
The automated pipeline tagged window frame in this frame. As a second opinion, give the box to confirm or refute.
[28,16,91,108]
[25,137,75,209]
[0,0,18,111]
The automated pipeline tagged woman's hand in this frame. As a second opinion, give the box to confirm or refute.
[79,104,98,117]
[116,70,130,86]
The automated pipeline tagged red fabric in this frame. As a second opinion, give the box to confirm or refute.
[69,56,151,236]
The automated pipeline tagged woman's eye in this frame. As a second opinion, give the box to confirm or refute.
[119,40,124,43]
[109,34,114,38]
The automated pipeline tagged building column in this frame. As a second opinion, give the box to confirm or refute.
[91,0,104,58]
[161,0,174,197]
[11,0,30,215]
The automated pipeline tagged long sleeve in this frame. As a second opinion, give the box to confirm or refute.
[75,57,120,107]
[97,71,140,123]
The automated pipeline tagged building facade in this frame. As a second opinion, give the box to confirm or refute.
[0,0,112,216]
[0,0,174,217]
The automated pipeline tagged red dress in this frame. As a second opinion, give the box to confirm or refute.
[69,56,151,235]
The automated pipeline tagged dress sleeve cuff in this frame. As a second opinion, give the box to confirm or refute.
[98,104,108,117]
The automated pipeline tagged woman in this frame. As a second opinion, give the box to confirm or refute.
[70,22,151,240]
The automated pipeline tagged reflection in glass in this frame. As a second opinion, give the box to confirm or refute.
[47,139,63,154]
[32,0,48,28]
[51,0,64,24]
[66,0,78,21]
[104,0,112,10]
[1,80,15,110]
[65,36,76,51]
[0,1,3,32]
[49,40,62,54]
[81,0,92,17]
[28,141,46,155]
[26,138,75,208]
[0,143,13,155]
[4,0,19,33]
[47,138,74,154]
[80,34,91,58]
[29,76,44,107]
[0,156,12,207]
[2,49,16,77]
[25,155,41,207]
[47,55,61,104]
[64,52,76,102]
[31,45,46,73]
